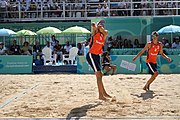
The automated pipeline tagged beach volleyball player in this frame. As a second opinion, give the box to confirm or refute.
[133,31,171,91]
[86,20,113,101]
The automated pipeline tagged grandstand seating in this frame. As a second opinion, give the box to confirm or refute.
[0,0,179,22]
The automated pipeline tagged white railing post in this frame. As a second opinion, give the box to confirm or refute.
[153,0,155,16]
[63,1,65,19]
[18,1,21,20]
[84,0,87,17]
[40,1,43,19]
[108,0,110,17]
[131,0,133,16]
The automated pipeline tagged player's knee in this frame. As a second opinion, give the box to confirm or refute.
[154,71,158,77]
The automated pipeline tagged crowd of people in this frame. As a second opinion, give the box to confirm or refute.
[0,0,179,19]
[106,35,180,52]
[0,35,90,65]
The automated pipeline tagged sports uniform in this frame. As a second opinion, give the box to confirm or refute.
[146,41,161,75]
[86,32,105,72]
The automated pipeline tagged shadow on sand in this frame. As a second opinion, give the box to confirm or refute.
[132,90,157,100]
[66,102,101,120]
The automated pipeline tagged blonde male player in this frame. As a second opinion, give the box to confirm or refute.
[133,31,171,91]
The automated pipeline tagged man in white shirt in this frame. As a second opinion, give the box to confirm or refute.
[63,41,72,54]
[172,37,180,49]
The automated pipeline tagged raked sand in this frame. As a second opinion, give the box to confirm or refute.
[0,74,180,119]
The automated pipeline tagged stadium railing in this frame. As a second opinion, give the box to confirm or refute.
[0,0,180,22]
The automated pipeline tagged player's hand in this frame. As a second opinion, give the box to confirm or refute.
[132,57,136,62]
[91,22,96,27]
[167,57,171,62]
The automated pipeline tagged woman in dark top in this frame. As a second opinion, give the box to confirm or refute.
[102,51,116,75]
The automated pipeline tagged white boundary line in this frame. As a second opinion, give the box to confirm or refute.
[0,83,39,109]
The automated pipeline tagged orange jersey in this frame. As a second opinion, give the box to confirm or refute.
[89,32,105,55]
[146,42,161,64]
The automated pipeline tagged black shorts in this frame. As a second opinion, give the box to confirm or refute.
[146,62,157,75]
[86,53,101,72]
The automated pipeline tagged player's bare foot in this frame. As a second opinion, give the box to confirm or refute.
[147,85,150,91]
[104,93,112,99]
[143,85,148,91]
[99,96,109,101]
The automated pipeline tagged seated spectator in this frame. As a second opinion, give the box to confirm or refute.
[102,51,116,75]
[96,4,102,17]
[10,40,21,55]
[0,42,8,55]
[107,36,113,52]
[102,3,109,16]
[63,41,72,54]
[162,37,170,48]
[133,39,141,48]
[127,40,133,48]
[33,40,42,61]
[21,41,32,55]
[172,37,180,49]
[54,40,63,62]
[44,41,51,48]
[122,39,128,48]
[77,42,84,55]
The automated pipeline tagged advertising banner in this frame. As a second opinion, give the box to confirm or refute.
[0,55,33,74]
[77,55,141,74]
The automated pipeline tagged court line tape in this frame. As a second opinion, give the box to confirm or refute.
[0,83,39,109]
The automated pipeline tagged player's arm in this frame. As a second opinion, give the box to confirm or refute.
[159,43,171,62]
[133,43,150,61]
[91,22,98,36]
[98,26,108,39]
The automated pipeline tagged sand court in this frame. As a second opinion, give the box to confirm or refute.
[0,74,180,119]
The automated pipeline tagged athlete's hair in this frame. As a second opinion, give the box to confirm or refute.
[102,51,108,57]
[151,31,159,39]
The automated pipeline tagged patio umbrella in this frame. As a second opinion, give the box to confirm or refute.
[16,29,37,36]
[36,27,62,34]
[62,26,91,46]
[36,27,62,58]
[62,26,91,34]
[0,28,17,47]
[158,25,180,43]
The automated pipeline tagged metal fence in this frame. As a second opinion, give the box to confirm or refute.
[0,0,180,22]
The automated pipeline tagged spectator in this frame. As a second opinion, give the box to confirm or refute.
[123,39,128,48]
[127,40,133,48]
[162,37,170,48]
[54,40,63,62]
[25,0,31,12]
[21,41,32,55]
[107,36,113,52]
[172,37,180,49]
[77,42,84,55]
[50,35,57,51]
[44,41,51,48]
[33,40,42,61]
[63,41,72,54]
[0,42,8,55]
[102,3,109,16]
[96,4,102,17]
[10,40,21,55]
[133,39,140,48]
[118,0,127,16]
